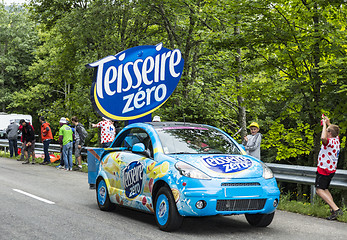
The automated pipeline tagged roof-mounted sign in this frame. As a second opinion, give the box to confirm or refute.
[87,43,184,120]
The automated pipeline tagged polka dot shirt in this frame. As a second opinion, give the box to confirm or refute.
[317,137,340,175]
[96,120,116,144]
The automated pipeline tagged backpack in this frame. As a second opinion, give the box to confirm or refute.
[78,123,88,140]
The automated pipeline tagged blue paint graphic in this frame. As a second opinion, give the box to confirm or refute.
[123,161,144,199]
[201,156,252,174]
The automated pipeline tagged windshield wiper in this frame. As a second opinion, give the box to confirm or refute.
[173,152,196,154]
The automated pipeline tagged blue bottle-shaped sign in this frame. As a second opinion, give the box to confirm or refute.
[87,43,184,121]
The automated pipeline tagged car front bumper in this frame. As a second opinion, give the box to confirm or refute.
[175,177,280,217]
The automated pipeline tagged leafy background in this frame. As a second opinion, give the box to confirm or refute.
[1,0,346,171]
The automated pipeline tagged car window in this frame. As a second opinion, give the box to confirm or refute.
[156,126,240,155]
[113,128,153,158]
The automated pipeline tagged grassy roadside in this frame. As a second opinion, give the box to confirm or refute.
[278,193,347,223]
[0,151,89,173]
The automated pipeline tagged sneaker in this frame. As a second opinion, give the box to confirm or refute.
[32,162,35,165]
[56,165,64,169]
[69,168,73,171]
[73,165,83,171]
[22,161,29,164]
[327,209,344,220]
[17,158,23,161]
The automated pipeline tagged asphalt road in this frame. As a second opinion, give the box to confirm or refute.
[1,157,346,240]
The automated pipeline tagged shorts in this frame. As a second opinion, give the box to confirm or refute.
[75,141,83,158]
[315,172,335,190]
[24,140,35,153]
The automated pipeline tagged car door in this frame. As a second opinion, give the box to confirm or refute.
[105,127,155,212]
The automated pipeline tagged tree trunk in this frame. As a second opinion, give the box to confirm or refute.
[234,24,247,138]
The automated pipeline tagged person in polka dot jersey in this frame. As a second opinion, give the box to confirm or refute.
[92,118,116,148]
[315,116,343,220]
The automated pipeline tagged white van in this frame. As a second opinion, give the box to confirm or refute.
[0,113,33,138]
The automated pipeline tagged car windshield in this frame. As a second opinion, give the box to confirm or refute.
[156,126,241,155]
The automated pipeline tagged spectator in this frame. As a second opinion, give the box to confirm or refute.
[71,116,88,170]
[20,119,36,164]
[315,116,343,220]
[92,117,115,148]
[242,122,262,160]
[56,118,74,169]
[6,119,19,158]
[58,117,73,171]
[39,116,53,165]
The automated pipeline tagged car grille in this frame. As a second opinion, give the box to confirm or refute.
[221,182,260,187]
[216,199,266,211]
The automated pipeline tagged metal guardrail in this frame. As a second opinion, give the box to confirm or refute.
[0,139,86,155]
[0,139,346,189]
[266,163,347,190]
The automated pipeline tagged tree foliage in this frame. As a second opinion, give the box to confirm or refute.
[0,3,39,113]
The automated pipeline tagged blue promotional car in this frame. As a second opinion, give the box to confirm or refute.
[87,122,280,231]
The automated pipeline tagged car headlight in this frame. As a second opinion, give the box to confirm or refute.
[175,161,211,180]
[261,162,274,179]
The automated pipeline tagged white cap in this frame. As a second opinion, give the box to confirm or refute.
[10,119,15,124]
[153,116,161,122]
[59,117,67,124]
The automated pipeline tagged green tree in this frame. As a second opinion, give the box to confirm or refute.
[0,3,39,113]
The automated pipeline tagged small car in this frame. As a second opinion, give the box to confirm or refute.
[87,122,280,231]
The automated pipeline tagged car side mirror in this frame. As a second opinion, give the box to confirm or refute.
[132,143,150,158]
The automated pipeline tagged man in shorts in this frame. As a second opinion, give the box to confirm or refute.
[20,119,36,164]
[315,116,343,220]
[71,116,87,170]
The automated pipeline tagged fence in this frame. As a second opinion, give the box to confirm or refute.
[1,139,347,191]
[0,139,86,155]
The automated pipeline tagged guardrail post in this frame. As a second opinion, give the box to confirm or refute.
[342,191,347,207]
[310,185,316,204]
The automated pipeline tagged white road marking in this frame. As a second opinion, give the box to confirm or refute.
[13,189,55,205]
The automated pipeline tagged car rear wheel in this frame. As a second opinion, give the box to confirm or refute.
[154,187,183,231]
[96,178,114,211]
[245,212,275,227]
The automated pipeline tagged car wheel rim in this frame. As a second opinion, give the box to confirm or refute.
[156,194,169,226]
[98,180,107,205]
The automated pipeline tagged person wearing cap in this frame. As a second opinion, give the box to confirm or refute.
[6,119,19,158]
[19,119,36,164]
[58,117,73,171]
[242,122,262,160]
[152,116,161,122]
[92,117,116,148]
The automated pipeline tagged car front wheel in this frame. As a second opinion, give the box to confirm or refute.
[154,187,183,231]
[245,212,275,227]
[96,178,114,211]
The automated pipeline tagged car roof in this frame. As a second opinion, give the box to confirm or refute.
[144,121,209,129]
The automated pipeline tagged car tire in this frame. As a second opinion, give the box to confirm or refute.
[154,187,183,231]
[245,212,275,227]
[96,178,115,211]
